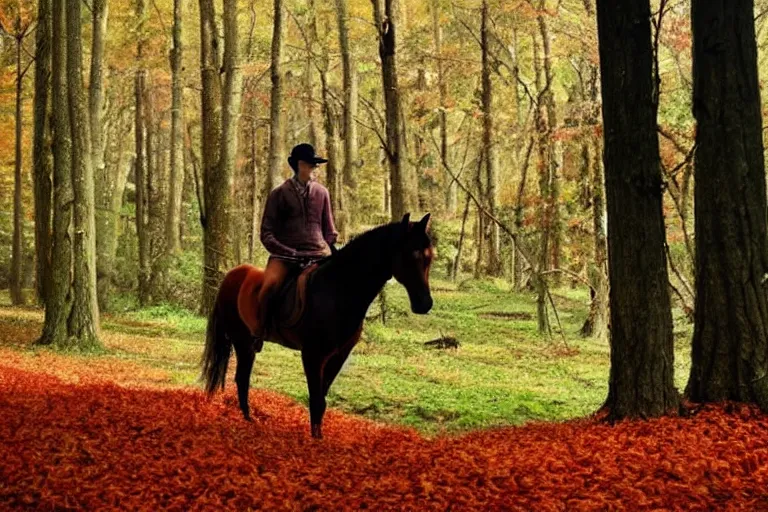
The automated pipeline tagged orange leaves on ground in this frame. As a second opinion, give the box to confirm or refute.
[3,366,768,511]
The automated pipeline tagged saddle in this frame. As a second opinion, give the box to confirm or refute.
[271,261,319,332]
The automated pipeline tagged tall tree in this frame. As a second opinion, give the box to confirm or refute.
[373,0,407,221]
[532,30,550,334]
[166,0,185,254]
[268,0,285,193]
[32,0,53,306]
[198,0,240,313]
[90,0,110,308]
[336,0,359,192]
[431,0,455,214]
[537,3,562,281]
[4,9,33,305]
[597,0,677,418]
[38,0,73,346]
[687,0,768,409]
[135,0,151,305]
[66,0,100,344]
[481,0,501,275]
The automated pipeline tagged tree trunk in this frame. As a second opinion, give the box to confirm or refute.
[166,0,185,255]
[249,117,260,261]
[67,0,100,346]
[215,0,242,264]
[514,139,534,291]
[11,30,24,306]
[90,0,111,310]
[146,103,168,299]
[432,0,454,215]
[38,0,73,346]
[135,0,151,306]
[537,7,561,283]
[32,0,53,307]
[532,30,550,334]
[597,0,677,419]
[336,0,359,192]
[314,4,343,232]
[199,0,224,314]
[96,106,132,311]
[453,192,471,281]
[373,0,406,221]
[581,137,608,341]
[481,0,501,276]
[687,0,768,409]
[268,0,284,193]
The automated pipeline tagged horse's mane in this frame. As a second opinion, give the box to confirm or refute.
[318,221,401,271]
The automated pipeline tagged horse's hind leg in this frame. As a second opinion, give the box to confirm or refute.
[233,341,256,421]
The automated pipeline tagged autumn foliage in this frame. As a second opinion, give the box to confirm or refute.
[1,363,768,510]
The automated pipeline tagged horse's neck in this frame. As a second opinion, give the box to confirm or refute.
[318,233,394,315]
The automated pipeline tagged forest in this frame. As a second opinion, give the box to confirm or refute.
[2,0,768,509]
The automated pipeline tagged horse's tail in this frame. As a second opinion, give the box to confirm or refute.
[201,265,255,395]
[201,298,231,395]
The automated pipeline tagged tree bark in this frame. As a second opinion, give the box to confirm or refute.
[453,192,471,281]
[581,136,608,341]
[268,0,285,193]
[90,0,110,309]
[481,0,501,276]
[38,0,73,346]
[687,0,768,409]
[135,0,151,306]
[199,0,224,314]
[373,0,407,221]
[166,0,185,255]
[314,6,343,233]
[217,0,242,259]
[67,0,100,346]
[11,27,24,305]
[96,104,132,311]
[537,7,562,284]
[532,30,550,334]
[336,0,359,192]
[432,0,454,214]
[249,117,260,261]
[32,0,53,306]
[597,0,678,419]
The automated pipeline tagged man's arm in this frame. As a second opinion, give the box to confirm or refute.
[321,189,339,247]
[260,189,297,257]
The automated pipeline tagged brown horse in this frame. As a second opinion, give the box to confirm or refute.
[201,213,434,438]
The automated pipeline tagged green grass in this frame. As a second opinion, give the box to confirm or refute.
[0,280,694,434]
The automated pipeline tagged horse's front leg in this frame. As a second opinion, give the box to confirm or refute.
[301,350,326,439]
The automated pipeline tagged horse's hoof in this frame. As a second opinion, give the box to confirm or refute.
[243,413,253,422]
[311,425,323,439]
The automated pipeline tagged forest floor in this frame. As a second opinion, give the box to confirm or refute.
[0,279,693,433]
[3,281,767,509]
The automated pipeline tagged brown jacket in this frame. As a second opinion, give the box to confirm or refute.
[260,178,338,259]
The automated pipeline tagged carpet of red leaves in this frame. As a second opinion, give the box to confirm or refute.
[2,365,768,511]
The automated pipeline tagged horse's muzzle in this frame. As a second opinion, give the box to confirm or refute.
[410,295,433,315]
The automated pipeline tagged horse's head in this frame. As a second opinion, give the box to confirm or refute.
[392,213,434,315]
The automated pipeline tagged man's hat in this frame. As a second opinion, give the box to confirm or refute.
[288,143,328,171]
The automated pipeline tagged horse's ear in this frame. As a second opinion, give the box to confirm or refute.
[417,213,431,232]
[401,213,411,229]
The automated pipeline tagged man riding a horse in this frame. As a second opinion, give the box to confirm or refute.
[254,143,338,352]
[202,142,434,439]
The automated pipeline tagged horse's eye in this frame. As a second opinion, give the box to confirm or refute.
[412,250,422,260]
